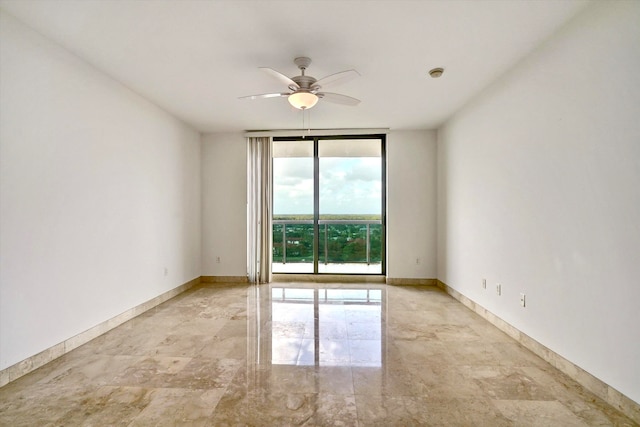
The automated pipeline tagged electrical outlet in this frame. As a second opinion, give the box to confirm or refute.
[164,267,168,276]
[482,279,487,289]
[216,256,221,264]
[496,283,501,296]
[415,257,420,265]
[520,293,526,307]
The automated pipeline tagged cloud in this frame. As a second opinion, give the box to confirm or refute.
[274,158,313,181]
[274,157,382,215]
[273,158,313,214]
[348,158,381,182]
[319,158,381,214]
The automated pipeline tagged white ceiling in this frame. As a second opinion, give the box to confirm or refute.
[0,0,589,133]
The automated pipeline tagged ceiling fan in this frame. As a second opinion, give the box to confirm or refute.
[239,57,361,110]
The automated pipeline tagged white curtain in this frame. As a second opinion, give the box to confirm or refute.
[247,137,273,283]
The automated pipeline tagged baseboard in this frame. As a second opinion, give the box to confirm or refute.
[436,279,640,424]
[386,277,437,286]
[200,275,249,284]
[0,277,200,388]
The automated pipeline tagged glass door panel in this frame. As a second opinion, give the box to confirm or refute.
[318,139,383,274]
[272,140,314,273]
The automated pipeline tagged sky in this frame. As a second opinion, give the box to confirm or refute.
[273,157,382,215]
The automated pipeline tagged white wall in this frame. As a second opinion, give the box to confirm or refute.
[437,1,640,402]
[387,130,437,279]
[0,11,201,370]
[200,130,438,280]
[201,133,247,277]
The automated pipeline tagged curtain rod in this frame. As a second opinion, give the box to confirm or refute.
[244,128,389,138]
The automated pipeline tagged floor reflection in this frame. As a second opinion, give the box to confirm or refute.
[260,285,384,367]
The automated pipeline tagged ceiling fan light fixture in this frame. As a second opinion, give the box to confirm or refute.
[288,91,319,109]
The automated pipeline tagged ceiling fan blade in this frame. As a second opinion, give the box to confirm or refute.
[314,69,360,89]
[259,67,299,89]
[239,92,289,100]
[317,92,361,106]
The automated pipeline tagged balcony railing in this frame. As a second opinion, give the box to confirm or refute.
[272,219,382,266]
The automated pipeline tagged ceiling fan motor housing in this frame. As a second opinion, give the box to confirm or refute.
[292,57,319,91]
[292,75,318,91]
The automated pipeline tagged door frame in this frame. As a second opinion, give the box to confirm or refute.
[272,134,386,275]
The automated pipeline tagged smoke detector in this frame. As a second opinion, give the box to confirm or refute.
[429,67,444,78]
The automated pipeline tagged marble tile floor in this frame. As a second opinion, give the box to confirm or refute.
[0,283,637,426]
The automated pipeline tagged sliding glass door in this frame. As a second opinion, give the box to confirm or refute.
[272,135,385,275]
